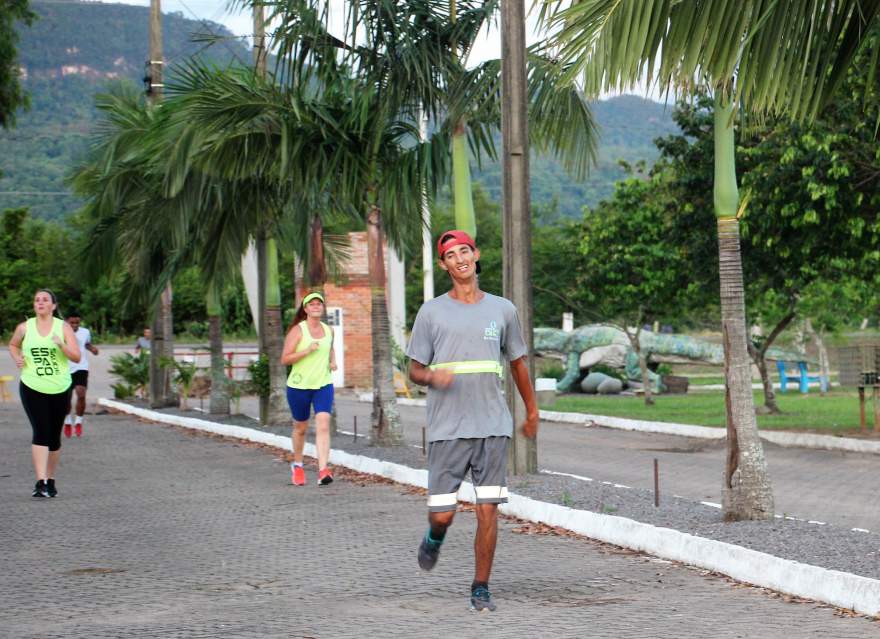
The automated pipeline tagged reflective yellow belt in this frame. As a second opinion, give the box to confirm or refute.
[429,360,504,378]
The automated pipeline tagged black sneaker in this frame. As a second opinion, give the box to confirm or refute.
[32,480,49,498]
[46,479,57,498]
[417,535,441,571]
[470,586,497,612]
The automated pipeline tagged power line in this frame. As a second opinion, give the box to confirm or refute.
[0,191,76,196]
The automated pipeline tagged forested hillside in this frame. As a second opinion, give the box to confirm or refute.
[0,0,677,221]
[0,0,251,220]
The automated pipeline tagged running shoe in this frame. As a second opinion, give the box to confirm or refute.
[417,534,441,571]
[32,480,49,498]
[46,479,57,498]
[291,465,306,486]
[63,423,72,438]
[317,468,333,486]
[470,586,497,612]
[74,423,82,437]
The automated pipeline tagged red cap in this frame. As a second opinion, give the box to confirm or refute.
[437,230,476,258]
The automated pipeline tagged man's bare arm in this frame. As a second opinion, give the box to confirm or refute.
[509,356,538,438]
[408,360,454,389]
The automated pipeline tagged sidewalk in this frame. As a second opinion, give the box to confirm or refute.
[2,402,877,637]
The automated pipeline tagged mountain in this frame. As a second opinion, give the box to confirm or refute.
[473,95,678,218]
[0,0,251,220]
[0,1,678,221]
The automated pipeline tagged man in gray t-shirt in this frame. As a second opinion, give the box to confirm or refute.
[407,229,538,613]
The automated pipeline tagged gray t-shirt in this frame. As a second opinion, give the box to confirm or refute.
[406,292,528,442]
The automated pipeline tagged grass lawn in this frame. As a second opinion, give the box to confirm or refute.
[544,389,872,435]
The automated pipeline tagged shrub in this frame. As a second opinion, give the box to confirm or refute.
[186,321,208,339]
[538,361,566,380]
[247,355,271,398]
[109,352,149,398]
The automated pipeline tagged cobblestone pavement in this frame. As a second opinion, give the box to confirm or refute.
[4,347,880,530]
[1,403,878,638]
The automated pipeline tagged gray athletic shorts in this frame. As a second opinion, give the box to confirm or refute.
[426,436,509,512]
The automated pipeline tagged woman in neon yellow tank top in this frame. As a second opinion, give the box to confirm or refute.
[8,289,81,498]
[280,292,337,486]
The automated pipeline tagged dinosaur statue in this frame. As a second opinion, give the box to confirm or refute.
[534,325,813,393]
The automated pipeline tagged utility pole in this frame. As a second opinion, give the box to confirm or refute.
[146,0,175,407]
[501,0,536,474]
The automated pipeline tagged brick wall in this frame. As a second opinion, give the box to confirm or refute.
[298,232,387,389]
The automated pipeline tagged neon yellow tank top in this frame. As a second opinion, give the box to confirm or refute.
[21,317,72,394]
[287,321,333,389]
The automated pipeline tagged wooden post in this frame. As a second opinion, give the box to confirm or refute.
[873,386,880,434]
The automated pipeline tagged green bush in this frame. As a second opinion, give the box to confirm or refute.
[112,382,133,399]
[109,352,149,398]
[656,363,674,377]
[247,355,271,398]
[186,321,208,339]
[588,364,625,381]
[538,361,566,380]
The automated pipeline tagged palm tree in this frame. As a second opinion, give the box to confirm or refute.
[70,90,181,408]
[254,0,598,443]
[542,0,880,520]
[72,89,249,416]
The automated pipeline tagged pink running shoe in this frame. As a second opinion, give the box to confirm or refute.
[317,468,334,486]
[63,423,72,438]
[291,465,306,486]
[74,423,82,437]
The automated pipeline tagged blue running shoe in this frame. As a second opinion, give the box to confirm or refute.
[417,534,441,571]
[469,586,497,612]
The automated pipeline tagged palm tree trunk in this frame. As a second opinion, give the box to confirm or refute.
[149,284,175,408]
[265,237,290,426]
[714,96,774,521]
[366,204,403,446]
[452,119,477,237]
[306,215,336,435]
[161,284,175,405]
[207,285,229,415]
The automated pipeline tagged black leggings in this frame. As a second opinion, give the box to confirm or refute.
[20,383,72,452]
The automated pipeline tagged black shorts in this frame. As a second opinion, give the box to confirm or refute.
[71,370,88,388]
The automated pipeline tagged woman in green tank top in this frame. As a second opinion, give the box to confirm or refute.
[8,289,81,498]
[280,292,337,486]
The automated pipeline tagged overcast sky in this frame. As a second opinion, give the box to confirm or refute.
[111,0,661,101]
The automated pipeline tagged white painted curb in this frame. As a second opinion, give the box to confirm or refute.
[100,398,880,617]
[356,393,880,455]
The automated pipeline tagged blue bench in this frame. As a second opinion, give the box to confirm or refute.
[775,360,829,394]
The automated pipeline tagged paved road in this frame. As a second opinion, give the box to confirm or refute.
[2,403,877,638]
[4,346,879,531]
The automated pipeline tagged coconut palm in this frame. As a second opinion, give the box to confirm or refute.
[541,0,880,520]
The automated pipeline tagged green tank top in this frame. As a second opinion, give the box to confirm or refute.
[21,317,72,394]
[287,321,333,390]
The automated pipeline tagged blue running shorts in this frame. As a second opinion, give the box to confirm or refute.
[286,384,334,422]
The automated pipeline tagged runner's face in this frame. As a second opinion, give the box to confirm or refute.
[305,299,324,318]
[144,328,152,339]
[68,317,81,331]
[33,291,56,317]
[440,244,479,281]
